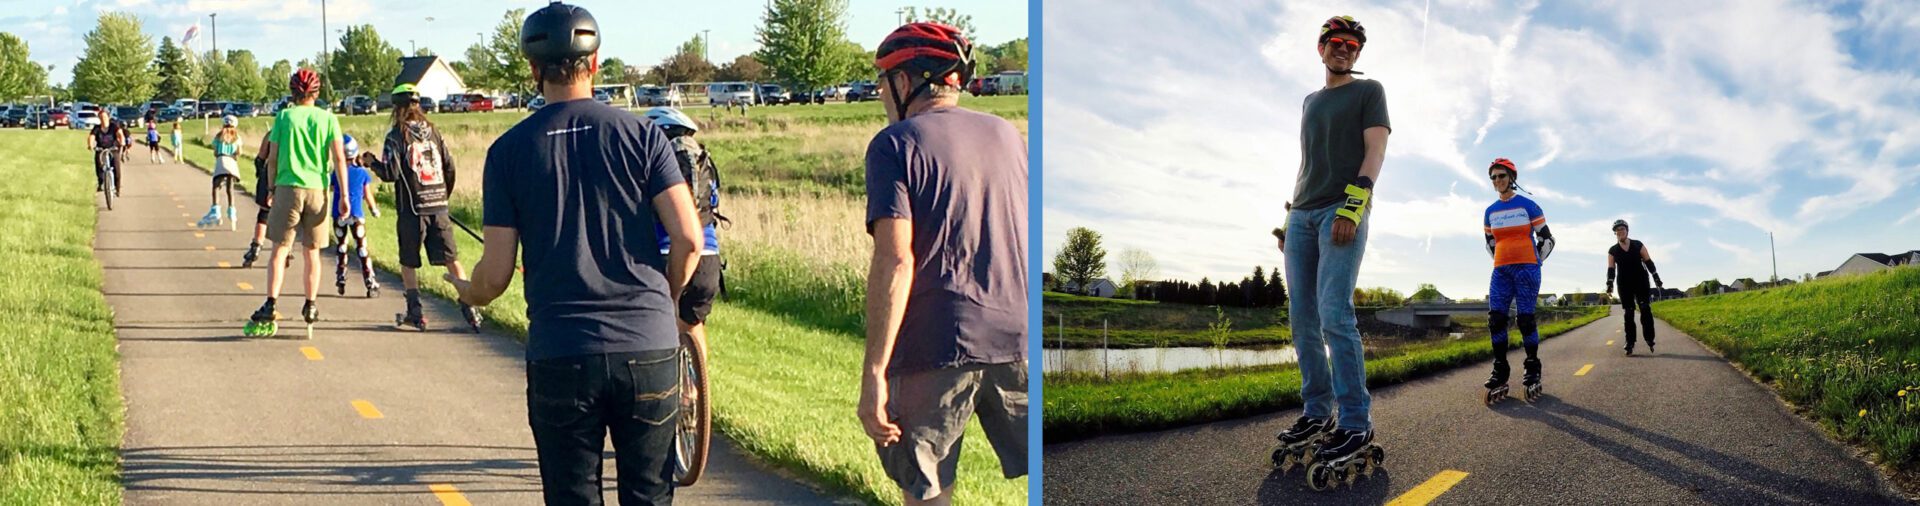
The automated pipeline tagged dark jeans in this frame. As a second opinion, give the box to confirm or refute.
[1620,284,1656,348]
[527,349,681,505]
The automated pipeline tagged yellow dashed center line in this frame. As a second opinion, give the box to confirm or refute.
[217,261,231,268]
[193,232,204,238]
[1575,364,1596,376]
[351,400,385,419]
[176,204,184,209]
[429,484,472,506]
[1386,470,1470,506]
[1606,340,1615,346]
[236,282,252,291]
[299,346,323,360]
[203,245,215,251]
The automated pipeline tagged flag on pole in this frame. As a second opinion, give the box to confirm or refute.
[183,23,200,47]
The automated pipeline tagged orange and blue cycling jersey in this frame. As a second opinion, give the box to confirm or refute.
[1484,195,1546,266]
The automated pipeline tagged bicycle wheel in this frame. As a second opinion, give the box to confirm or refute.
[673,331,711,486]
[98,151,114,211]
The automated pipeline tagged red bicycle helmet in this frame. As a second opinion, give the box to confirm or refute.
[876,22,973,86]
[289,68,321,96]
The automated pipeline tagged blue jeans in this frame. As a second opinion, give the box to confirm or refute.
[1284,205,1371,431]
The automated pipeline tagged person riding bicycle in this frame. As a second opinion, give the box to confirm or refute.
[644,106,725,370]
[1606,219,1664,355]
[443,3,701,502]
[86,120,122,196]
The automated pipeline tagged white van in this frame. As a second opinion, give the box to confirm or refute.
[706,82,755,106]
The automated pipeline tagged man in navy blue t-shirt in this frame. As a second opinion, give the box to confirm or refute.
[446,3,702,504]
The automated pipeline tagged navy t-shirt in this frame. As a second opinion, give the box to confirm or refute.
[865,106,1029,377]
[483,99,686,360]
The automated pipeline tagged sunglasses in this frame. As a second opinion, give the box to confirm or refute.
[1490,173,1511,181]
[1324,37,1362,51]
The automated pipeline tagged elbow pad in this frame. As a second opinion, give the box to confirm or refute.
[1534,225,1555,263]
[1643,259,1659,274]
[1485,234,1497,258]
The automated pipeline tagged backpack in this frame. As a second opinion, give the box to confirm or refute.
[669,133,727,229]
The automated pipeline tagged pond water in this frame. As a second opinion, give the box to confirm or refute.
[1043,345,1313,374]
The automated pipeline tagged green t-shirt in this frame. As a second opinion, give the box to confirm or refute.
[1291,79,1391,210]
[270,105,342,190]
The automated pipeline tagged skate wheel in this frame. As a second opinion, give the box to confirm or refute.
[1369,445,1385,466]
[1344,466,1359,485]
[1306,462,1331,491]
[1273,449,1291,469]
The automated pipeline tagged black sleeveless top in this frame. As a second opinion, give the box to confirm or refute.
[1609,240,1649,284]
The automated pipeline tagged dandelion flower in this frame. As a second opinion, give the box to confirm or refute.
[1859,409,1868,418]
[1901,390,1908,397]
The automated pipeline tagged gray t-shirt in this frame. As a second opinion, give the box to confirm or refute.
[864,106,1029,377]
[1292,79,1391,210]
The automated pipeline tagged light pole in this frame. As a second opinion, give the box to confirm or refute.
[702,29,710,63]
[210,13,217,56]
[410,40,416,54]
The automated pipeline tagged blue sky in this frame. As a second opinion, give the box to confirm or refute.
[1042,0,1920,299]
[4,0,1026,87]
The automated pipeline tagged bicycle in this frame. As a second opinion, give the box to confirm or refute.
[673,330,711,486]
[95,146,118,210]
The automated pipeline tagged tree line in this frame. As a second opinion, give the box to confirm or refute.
[15,2,1029,106]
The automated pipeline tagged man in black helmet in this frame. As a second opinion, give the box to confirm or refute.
[859,21,1029,506]
[445,2,702,503]
[1606,219,1664,355]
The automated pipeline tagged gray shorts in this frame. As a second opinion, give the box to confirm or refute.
[877,361,1028,500]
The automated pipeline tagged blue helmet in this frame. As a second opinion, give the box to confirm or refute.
[342,134,359,158]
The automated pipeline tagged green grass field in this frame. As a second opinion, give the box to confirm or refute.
[1043,305,1606,442]
[1042,291,1292,348]
[166,96,1030,505]
[1652,268,1920,472]
[0,131,125,504]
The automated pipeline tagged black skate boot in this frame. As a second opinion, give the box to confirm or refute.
[395,290,427,331]
[460,304,484,333]
[240,241,261,268]
[242,299,279,337]
[360,257,379,298]
[1485,358,1511,405]
[299,299,319,340]
[1305,428,1384,491]
[1522,357,1543,401]
[334,260,348,296]
[1271,415,1333,472]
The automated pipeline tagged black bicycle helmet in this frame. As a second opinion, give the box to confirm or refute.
[1612,219,1629,231]
[521,1,600,63]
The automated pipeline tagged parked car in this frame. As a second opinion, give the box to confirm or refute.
[592,88,615,106]
[47,108,69,128]
[438,94,463,113]
[347,95,378,115]
[456,93,494,113]
[993,71,1028,95]
[197,101,226,119]
[157,107,183,123]
[757,84,789,105]
[1,107,29,127]
[114,105,144,125]
[526,95,547,112]
[416,96,435,112]
[845,82,880,103]
[636,86,678,106]
[172,99,198,114]
[707,82,755,107]
[28,110,53,129]
[227,102,259,118]
[72,110,101,130]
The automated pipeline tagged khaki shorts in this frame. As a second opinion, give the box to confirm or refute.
[266,185,330,247]
[877,361,1028,500]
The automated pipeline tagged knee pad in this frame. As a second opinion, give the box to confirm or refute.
[1517,313,1537,335]
[1489,311,1511,347]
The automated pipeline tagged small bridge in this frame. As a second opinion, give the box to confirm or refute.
[1375,302,1499,329]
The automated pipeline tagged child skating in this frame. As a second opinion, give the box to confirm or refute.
[170,120,183,164]
[198,116,242,230]
[1480,158,1555,403]
[330,134,380,298]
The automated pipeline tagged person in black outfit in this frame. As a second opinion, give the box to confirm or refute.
[1606,219,1664,355]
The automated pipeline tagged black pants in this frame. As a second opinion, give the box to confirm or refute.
[94,149,121,192]
[1619,284,1656,349]
[527,349,681,505]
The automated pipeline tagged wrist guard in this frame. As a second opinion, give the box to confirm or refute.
[1336,184,1370,225]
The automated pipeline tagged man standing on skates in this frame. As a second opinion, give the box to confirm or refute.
[1269,15,1391,484]
[1481,158,1555,403]
[1606,219,1664,355]
[244,67,352,338]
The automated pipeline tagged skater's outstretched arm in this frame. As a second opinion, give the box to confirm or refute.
[450,226,519,306]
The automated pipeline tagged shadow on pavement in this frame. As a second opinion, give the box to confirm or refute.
[1256,466,1395,505]
[122,443,541,495]
[1495,398,1903,505]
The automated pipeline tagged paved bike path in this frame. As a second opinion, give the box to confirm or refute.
[105,153,842,504]
[1043,307,1914,505]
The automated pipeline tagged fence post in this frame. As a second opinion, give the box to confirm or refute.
[1102,319,1109,379]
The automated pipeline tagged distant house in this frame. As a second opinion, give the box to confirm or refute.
[1561,292,1607,306]
[1826,250,1920,277]
[1063,278,1118,298]
[392,55,467,103]
[1655,288,1686,300]
[1408,289,1452,304]
[1537,294,1560,306]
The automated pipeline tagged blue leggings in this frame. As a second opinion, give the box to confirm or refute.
[1488,263,1542,348]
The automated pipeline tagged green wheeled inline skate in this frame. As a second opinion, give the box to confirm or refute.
[243,300,278,337]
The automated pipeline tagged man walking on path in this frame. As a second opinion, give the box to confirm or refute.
[446,3,701,504]
[244,68,351,338]
[856,21,1030,506]
[1606,219,1664,355]
[1269,14,1392,473]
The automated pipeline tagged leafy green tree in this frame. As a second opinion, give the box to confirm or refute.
[483,9,529,93]
[0,33,40,101]
[754,0,863,91]
[1053,227,1107,295]
[902,7,976,42]
[598,57,628,85]
[991,38,1027,72]
[213,50,266,102]
[264,59,292,98]
[413,46,434,57]
[680,34,708,63]
[328,25,403,97]
[71,13,157,104]
[647,40,716,85]
[150,36,198,102]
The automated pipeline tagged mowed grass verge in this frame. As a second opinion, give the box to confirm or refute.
[0,131,125,504]
[1043,305,1606,443]
[167,100,1028,504]
[1652,268,1920,475]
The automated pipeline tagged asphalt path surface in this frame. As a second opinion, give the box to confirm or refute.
[1044,306,1914,505]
